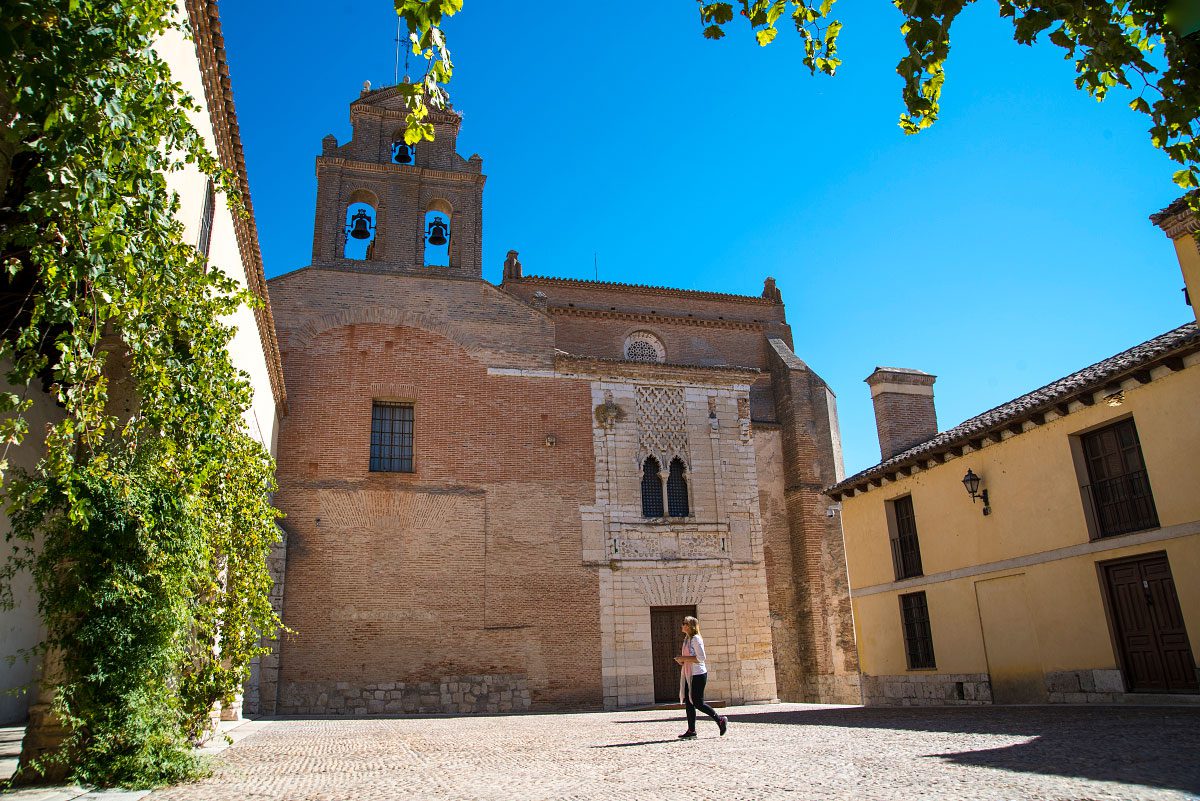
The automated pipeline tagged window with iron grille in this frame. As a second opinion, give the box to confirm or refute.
[899,591,936,670]
[1080,418,1158,538]
[641,456,664,517]
[369,402,414,472]
[888,495,924,580]
[197,179,216,260]
[666,457,689,517]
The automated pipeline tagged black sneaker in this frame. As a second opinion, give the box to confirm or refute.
[718,716,728,736]
[678,730,697,739]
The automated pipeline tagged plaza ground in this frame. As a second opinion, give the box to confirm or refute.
[3,703,1198,800]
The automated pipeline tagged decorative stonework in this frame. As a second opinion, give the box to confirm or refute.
[679,532,725,559]
[635,385,688,467]
[634,573,711,606]
[625,331,666,363]
[594,390,625,430]
[613,536,659,559]
[278,674,531,716]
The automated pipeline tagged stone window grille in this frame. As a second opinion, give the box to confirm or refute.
[666,457,689,517]
[369,401,414,472]
[625,332,666,363]
[641,456,664,517]
[899,591,936,670]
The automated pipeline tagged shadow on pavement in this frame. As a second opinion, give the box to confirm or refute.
[722,704,1200,796]
[592,738,684,748]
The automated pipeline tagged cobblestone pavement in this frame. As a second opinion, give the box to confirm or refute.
[138,704,1198,801]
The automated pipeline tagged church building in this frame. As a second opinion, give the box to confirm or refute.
[260,86,859,715]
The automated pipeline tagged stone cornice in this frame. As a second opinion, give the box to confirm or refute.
[316,157,486,184]
[554,353,759,385]
[548,305,769,332]
[186,0,287,417]
[504,275,782,307]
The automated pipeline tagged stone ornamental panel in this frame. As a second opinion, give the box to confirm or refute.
[635,385,689,466]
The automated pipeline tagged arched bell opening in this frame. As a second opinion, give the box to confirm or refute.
[343,201,378,260]
[390,139,415,165]
[423,207,451,267]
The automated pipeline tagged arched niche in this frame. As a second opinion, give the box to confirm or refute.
[423,199,453,267]
[389,129,415,165]
[343,190,381,261]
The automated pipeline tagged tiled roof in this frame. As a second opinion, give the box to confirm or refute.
[827,322,1200,498]
[1149,193,1196,225]
[505,275,777,305]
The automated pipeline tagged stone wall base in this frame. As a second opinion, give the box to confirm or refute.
[1045,669,1126,703]
[862,673,992,706]
[800,673,863,705]
[277,674,531,716]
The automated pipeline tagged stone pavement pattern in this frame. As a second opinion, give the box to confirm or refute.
[133,703,1200,801]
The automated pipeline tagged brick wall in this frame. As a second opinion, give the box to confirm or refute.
[865,368,937,461]
[269,281,603,709]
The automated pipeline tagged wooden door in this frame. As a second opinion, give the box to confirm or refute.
[1103,553,1198,693]
[650,605,696,703]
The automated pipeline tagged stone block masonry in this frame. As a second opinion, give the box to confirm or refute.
[278,675,531,716]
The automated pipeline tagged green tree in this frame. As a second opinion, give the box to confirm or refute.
[697,0,1200,196]
[1,0,280,786]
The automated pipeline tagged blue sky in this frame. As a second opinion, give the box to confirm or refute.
[219,2,1190,477]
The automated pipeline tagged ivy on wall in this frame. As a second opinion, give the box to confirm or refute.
[0,0,281,786]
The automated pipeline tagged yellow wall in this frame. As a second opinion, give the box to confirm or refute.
[1172,233,1200,325]
[841,357,1200,682]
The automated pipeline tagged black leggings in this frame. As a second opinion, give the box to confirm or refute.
[683,673,720,730]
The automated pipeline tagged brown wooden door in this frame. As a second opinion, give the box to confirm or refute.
[650,605,696,703]
[1103,553,1198,693]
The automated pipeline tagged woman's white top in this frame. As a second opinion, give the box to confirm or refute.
[678,634,708,703]
[684,634,708,676]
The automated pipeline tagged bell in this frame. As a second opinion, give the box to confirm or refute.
[427,217,449,247]
[348,209,373,240]
[392,141,413,164]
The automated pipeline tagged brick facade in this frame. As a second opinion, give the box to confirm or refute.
[264,89,860,713]
[865,367,938,461]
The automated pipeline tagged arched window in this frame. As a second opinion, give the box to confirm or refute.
[625,331,666,363]
[667,458,689,517]
[343,201,377,260]
[641,456,664,518]
[424,207,451,267]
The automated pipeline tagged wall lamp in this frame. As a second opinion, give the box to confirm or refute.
[962,468,991,516]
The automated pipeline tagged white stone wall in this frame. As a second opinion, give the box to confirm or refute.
[584,377,778,709]
[156,22,281,456]
[0,368,64,725]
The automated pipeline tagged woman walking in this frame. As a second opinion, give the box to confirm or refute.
[675,615,728,739]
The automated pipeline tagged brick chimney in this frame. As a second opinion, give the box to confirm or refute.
[865,367,937,461]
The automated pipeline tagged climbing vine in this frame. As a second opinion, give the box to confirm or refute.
[1,0,280,786]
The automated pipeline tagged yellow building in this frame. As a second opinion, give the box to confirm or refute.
[827,202,1200,705]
